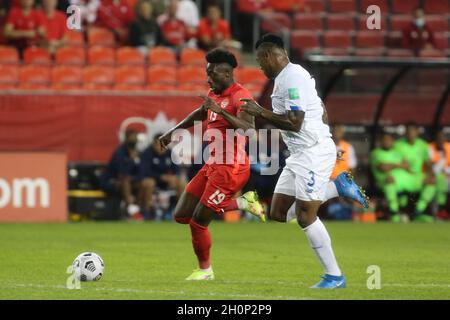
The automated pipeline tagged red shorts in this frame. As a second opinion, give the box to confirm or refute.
[185,164,250,213]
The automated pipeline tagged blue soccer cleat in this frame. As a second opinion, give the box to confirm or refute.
[334,172,369,209]
[311,274,346,289]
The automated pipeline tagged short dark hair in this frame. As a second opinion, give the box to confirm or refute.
[406,121,418,129]
[125,128,138,138]
[205,48,238,68]
[255,33,284,50]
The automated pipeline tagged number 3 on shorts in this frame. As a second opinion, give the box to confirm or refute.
[306,171,315,193]
[209,189,225,205]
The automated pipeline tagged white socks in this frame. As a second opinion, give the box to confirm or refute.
[236,197,246,210]
[302,218,342,276]
[200,266,213,272]
[324,180,339,202]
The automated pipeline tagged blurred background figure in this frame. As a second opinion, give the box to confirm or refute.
[3,0,45,54]
[157,0,188,54]
[402,7,436,56]
[100,129,142,219]
[39,0,67,54]
[331,125,357,180]
[176,0,199,43]
[197,3,233,51]
[429,129,450,220]
[129,0,161,55]
[69,0,101,25]
[139,134,186,220]
[96,0,134,43]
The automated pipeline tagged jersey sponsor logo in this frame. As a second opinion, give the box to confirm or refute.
[288,88,300,100]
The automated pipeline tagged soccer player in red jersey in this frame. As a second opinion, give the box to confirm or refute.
[158,49,265,280]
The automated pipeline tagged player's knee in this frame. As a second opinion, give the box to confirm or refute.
[296,209,316,228]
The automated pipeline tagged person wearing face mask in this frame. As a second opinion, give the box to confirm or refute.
[100,129,142,217]
[402,7,436,55]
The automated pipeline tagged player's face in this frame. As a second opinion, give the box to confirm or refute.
[406,126,418,141]
[256,49,276,79]
[381,134,393,149]
[206,63,229,94]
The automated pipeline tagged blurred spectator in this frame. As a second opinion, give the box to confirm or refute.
[69,0,101,25]
[96,0,134,43]
[235,0,269,50]
[158,0,188,53]
[100,129,142,217]
[150,0,165,17]
[39,0,68,54]
[139,134,185,220]
[394,123,436,222]
[0,1,10,44]
[331,125,357,180]
[129,0,161,54]
[370,131,410,222]
[197,3,232,51]
[429,129,450,220]
[4,0,45,53]
[402,7,436,55]
[176,0,199,40]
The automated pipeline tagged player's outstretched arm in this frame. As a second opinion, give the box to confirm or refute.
[199,95,255,132]
[240,98,304,132]
[158,107,207,150]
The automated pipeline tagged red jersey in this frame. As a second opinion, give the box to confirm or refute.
[160,18,187,46]
[38,10,67,41]
[197,18,231,42]
[204,82,253,168]
[6,7,43,48]
[97,0,134,30]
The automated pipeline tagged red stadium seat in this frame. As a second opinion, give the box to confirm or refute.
[0,46,19,64]
[236,67,266,86]
[434,33,449,50]
[148,46,177,66]
[323,31,353,48]
[355,31,385,48]
[359,0,389,13]
[391,0,419,14]
[305,0,325,13]
[293,13,323,30]
[424,0,449,14]
[115,83,145,91]
[146,83,177,92]
[147,65,177,84]
[425,16,449,33]
[87,27,115,47]
[177,83,209,94]
[19,65,51,86]
[353,48,384,56]
[23,47,52,65]
[260,12,291,33]
[0,65,19,88]
[115,66,146,86]
[245,83,265,97]
[55,47,86,65]
[389,15,411,32]
[18,83,50,90]
[177,66,206,84]
[290,30,322,56]
[116,47,145,66]
[326,14,356,31]
[66,30,85,47]
[328,0,356,13]
[385,49,414,57]
[88,46,115,65]
[386,31,403,48]
[418,49,446,58]
[82,65,114,90]
[50,83,83,90]
[51,65,83,86]
[180,48,205,66]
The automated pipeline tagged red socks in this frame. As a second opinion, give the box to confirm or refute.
[189,220,211,269]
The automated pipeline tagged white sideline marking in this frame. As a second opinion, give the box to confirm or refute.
[6,283,313,300]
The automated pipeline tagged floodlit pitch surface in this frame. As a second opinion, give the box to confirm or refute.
[0,222,449,299]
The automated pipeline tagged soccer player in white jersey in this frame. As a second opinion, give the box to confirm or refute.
[241,34,369,289]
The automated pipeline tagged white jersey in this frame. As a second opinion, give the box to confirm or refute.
[271,62,331,154]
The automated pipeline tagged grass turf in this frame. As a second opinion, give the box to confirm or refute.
[0,221,449,300]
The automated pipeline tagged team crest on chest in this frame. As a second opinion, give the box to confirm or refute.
[221,99,229,108]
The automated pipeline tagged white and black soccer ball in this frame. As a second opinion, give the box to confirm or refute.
[72,252,105,281]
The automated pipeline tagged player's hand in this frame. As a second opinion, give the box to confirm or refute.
[199,95,222,114]
[158,132,172,151]
[240,98,264,116]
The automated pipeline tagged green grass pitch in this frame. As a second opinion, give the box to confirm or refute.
[0,221,449,300]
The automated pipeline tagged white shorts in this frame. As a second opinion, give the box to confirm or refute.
[274,137,336,202]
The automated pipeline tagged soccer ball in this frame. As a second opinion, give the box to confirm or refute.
[72,252,105,281]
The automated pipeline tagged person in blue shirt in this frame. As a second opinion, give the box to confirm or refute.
[140,133,185,218]
[100,129,141,210]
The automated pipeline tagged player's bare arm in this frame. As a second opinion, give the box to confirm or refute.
[240,98,304,132]
[158,106,207,150]
[199,95,255,131]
